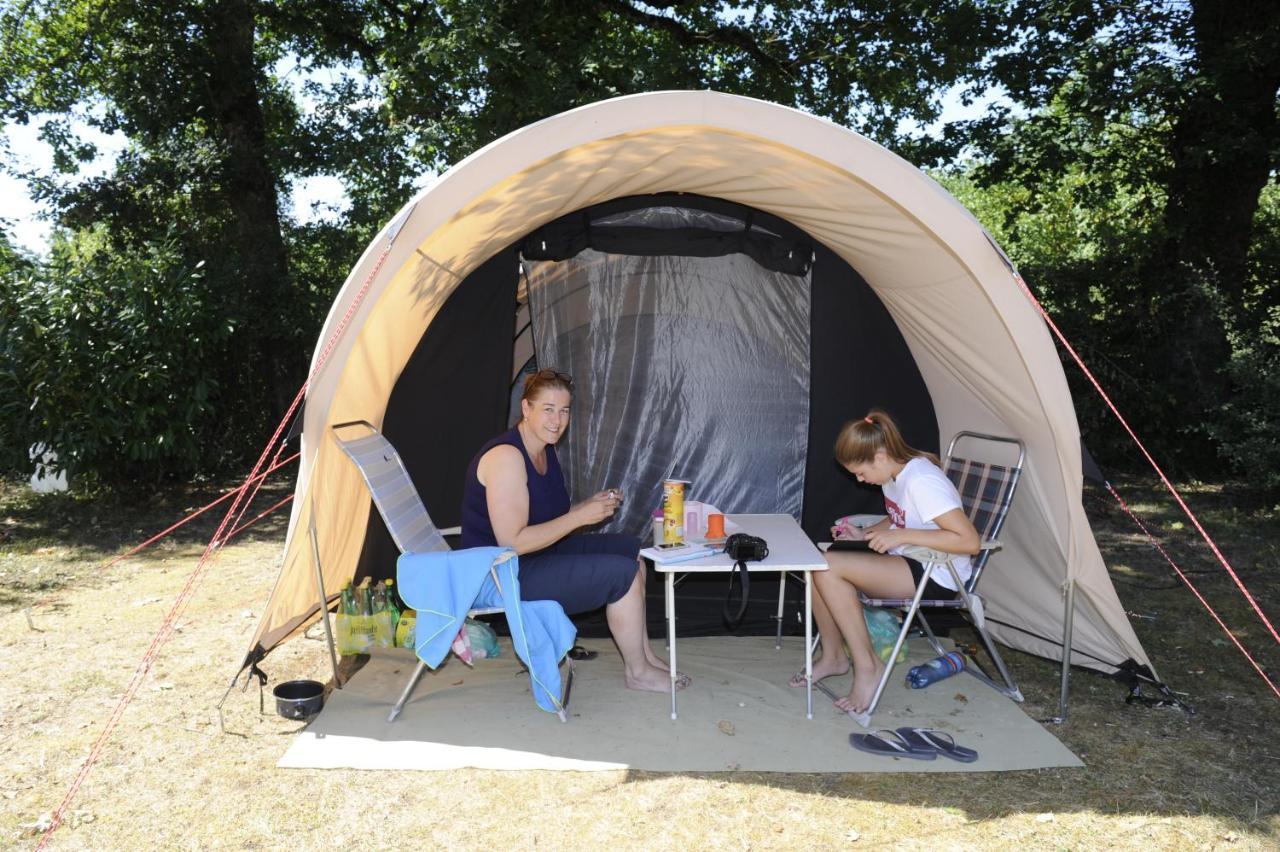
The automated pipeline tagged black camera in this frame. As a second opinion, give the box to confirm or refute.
[724,533,768,562]
[721,533,768,629]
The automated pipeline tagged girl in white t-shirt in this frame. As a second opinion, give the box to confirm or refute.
[792,409,980,715]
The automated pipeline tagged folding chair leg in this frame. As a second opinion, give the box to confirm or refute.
[558,659,573,723]
[864,589,924,717]
[950,578,1023,702]
[915,611,948,657]
[387,659,428,722]
[964,619,1024,701]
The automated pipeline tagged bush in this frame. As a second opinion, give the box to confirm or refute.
[0,230,234,485]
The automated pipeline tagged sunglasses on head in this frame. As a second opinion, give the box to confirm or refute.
[532,368,573,388]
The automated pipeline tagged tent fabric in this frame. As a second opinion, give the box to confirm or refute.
[245,90,1152,679]
[525,203,813,538]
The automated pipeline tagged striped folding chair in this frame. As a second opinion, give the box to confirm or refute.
[850,431,1026,717]
[331,420,570,723]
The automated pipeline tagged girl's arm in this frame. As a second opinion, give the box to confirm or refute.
[482,445,616,554]
[864,507,980,555]
[831,515,891,540]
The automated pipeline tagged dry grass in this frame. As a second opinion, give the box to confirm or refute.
[1,475,1277,850]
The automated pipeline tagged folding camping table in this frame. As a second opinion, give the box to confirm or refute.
[653,513,827,720]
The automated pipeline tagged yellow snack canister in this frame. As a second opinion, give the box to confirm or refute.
[662,479,689,544]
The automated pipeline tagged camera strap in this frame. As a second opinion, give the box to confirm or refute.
[723,559,750,630]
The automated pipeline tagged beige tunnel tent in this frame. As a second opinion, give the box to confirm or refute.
[243,90,1154,683]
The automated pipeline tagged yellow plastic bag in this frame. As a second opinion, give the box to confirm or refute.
[336,613,375,655]
[394,610,417,649]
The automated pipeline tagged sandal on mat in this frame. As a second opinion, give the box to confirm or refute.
[894,728,979,763]
[849,730,936,760]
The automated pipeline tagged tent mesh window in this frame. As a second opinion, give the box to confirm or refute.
[523,203,813,537]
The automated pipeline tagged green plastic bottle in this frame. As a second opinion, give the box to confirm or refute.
[384,578,402,645]
[336,582,357,654]
[371,581,394,648]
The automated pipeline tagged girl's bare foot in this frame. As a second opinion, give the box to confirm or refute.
[625,663,691,693]
[834,658,886,714]
[787,656,851,688]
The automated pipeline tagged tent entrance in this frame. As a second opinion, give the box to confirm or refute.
[359,193,937,635]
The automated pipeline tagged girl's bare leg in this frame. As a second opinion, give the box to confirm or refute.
[813,552,916,713]
[788,579,850,685]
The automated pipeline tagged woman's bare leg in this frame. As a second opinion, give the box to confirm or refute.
[607,569,688,692]
[813,552,916,713]
[634,557,669,671]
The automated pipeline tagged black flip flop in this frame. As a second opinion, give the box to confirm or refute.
[567,645,598,661]
[895,727,979,763]
[849,730,936,760]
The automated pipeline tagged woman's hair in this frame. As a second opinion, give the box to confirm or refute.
[834,409,940,467]
[521,368,573,402]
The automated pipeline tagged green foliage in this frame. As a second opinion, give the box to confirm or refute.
[0,230,233,483]
[1,0,1278,491]
[1207,185,1280,491]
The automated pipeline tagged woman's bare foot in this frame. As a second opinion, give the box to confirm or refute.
[787,656,851,688]
[643,644,670,672]
[834,658,886,714]
[625,663,690,693]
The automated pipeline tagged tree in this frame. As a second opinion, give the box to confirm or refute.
[966,0,1280,470]
[3,0,1275,482]
[2,0,1023,481]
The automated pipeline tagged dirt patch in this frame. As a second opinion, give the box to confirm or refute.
[1,474,1277,849]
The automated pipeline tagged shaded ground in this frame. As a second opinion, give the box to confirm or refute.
[0,473,1277,849]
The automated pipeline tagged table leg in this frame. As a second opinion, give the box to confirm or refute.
[666,570,678,720]
[805,570,813,720]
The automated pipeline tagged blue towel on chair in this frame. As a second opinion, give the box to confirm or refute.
[397,547,577,713]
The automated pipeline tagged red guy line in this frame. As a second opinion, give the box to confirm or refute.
[1104,482,1280,700]
[1011,272,1279,649]
[38,239,393,847]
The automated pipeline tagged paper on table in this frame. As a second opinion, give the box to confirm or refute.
[638,543,718,564]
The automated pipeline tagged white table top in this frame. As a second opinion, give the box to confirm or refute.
[653,513,827,573]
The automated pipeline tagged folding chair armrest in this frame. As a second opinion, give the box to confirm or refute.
[900,544,953,564]
[486,548,518,597]
[901,541,999,565]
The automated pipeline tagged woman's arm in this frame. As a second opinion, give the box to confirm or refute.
[864,507,980,556]
[480,446,615,554]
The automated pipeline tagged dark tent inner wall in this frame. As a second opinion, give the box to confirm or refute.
[355,194,936,633]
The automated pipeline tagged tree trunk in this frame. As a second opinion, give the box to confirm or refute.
[205,0,296,414]
[1164,0,1280,298]
[1143,0,1280,468]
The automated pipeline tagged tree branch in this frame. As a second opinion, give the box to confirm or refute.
[595,0,796,79]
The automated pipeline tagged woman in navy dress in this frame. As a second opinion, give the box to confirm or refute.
[461,369,688,693]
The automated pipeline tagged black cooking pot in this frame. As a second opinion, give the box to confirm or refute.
[273,679,325,719]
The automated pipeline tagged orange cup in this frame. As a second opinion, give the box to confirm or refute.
[706,513,726,539]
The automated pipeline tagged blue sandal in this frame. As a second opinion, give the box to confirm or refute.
[894,727,979,763]
[849,730,936,760]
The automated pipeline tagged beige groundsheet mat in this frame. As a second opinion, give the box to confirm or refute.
[278,636,1082,773]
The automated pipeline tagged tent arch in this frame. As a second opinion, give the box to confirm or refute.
[245,91,1152,681]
